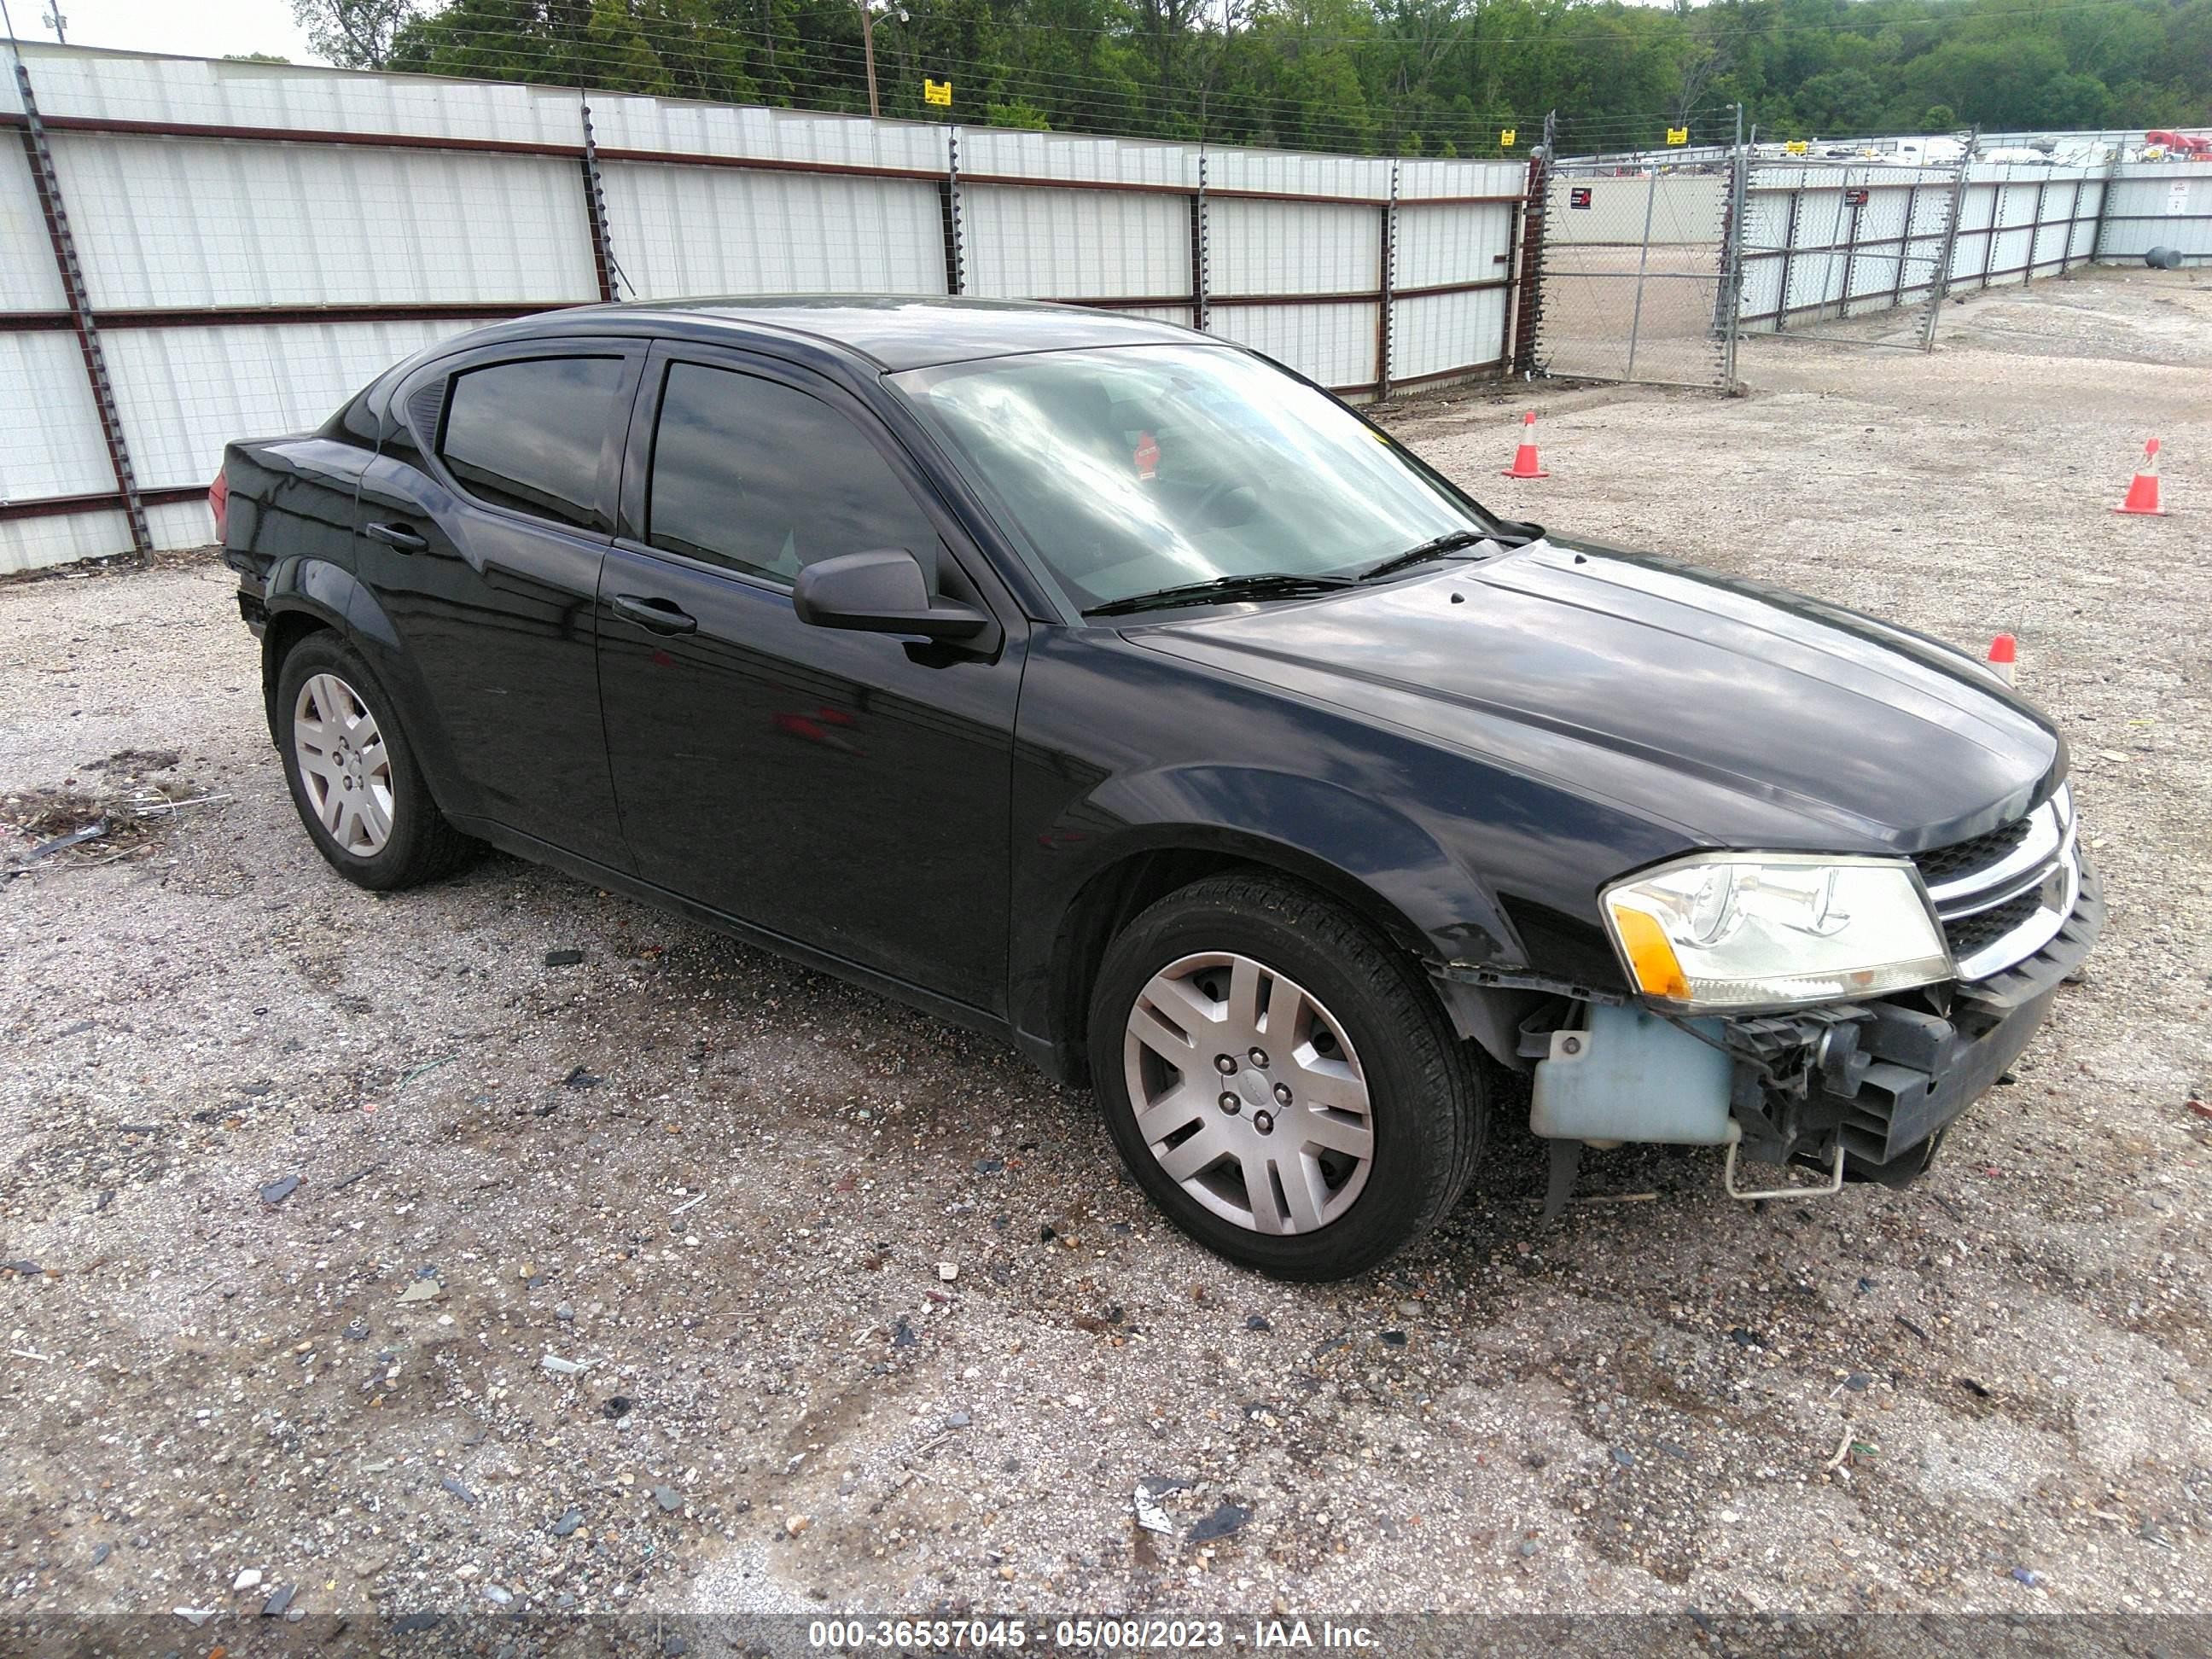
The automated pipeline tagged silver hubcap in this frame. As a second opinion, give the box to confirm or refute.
[1123,952,1374,1236]
[293,672,393,856]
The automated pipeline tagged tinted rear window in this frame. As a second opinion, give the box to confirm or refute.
[439,357,624,530]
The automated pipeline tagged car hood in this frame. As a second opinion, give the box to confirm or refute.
[1127,537,2065,853]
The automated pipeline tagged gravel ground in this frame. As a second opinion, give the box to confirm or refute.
[3,270,2209,1637]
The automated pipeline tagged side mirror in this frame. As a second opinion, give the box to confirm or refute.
[791,548,990,642]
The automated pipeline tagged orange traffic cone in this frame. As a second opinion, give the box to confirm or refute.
[2114,438,2168,515]
[1500,410,1549,479]
[1986,633,2017,684]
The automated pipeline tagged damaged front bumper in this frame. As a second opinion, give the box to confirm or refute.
[1726,859,2104,1184]
[1499,860,2104,1208]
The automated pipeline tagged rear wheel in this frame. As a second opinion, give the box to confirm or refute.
[1088,874,1484,1280]
[276,632,477,891]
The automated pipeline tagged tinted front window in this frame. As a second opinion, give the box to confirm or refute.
[893,345,1487,612]
[647,362,938,587]
[439,356,624,530]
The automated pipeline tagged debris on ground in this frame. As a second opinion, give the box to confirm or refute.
[1189,1502,1251,1543]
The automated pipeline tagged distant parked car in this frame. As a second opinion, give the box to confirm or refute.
[216,298,2100,1278]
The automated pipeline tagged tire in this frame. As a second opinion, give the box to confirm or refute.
[1088,873,1484,1281]
[275,632,478,891]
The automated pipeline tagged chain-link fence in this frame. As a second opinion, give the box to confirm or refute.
[1525,158,1737,390]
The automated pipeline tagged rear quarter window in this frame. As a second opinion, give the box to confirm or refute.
[438,357,625,531]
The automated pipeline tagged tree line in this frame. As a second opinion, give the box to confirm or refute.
[292,0,2212,157]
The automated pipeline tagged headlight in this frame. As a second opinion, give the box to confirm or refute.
[1601,854,1952,1010]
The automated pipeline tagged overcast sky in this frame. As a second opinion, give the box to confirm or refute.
[8,0,327,63]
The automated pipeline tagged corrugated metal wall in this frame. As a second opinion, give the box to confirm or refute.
[2097,165,2212,262]
[1738,159,2212,329]
[0,44,1522,575]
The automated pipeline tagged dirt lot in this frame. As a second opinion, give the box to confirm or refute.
[3,270,2209,1638]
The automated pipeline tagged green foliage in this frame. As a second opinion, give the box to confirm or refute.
[294,0,2212,154]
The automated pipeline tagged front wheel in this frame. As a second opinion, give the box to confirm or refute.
[1087,874,1485,1281]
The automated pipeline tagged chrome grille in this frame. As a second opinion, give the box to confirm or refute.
[1912,818,2034,885]
[1914,786,2079,981]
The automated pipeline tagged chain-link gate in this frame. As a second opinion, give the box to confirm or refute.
[1527,157,1737,389]
[1736,159,1970,350]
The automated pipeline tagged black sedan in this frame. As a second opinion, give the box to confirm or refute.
[216,297,2099,1279]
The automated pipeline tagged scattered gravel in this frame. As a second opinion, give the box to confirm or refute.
[1,271,2207,1621]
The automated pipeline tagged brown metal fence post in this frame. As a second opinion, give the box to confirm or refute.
[1506,112,1553,375]
[1374,160,1398,402]
[1190,148,1209,331]
[939,125,964,295]
[10,53,152,562]
[1836,179,1865,320]
[2089,148,2121,262]
[1981,178,2005,288]
[2024,176,2048,284]
[1891,183,1918,307]
[1773,188,1803,331]
[578,94,619,302]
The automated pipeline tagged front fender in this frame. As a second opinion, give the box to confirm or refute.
[1081,765,1511,963]
[1008,760,1522,1068]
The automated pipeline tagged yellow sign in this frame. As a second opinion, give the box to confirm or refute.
[1784,139,1809,154]
[1666,126,1689,146]
[923,79,952,107]
[1499,128,1516,148]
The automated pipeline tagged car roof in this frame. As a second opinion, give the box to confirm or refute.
[492,294,1213,373]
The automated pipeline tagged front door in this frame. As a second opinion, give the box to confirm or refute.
[595,349,1022,1011]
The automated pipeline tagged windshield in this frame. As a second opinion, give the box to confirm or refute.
[892,344,1491,614]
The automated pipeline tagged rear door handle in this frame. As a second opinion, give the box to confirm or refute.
[365,521,428,552]
[610,593,699,635]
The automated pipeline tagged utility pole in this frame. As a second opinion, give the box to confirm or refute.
[855,0,907,119]
[42,3,62,42]
[859,0,878,119]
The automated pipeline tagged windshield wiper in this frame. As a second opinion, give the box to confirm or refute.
[1084,572,1358,618]
[1358,528,1498,584]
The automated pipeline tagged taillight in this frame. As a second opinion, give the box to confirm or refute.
[209,469,229,543]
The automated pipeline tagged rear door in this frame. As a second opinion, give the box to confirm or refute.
[594,343,1024,1011]
[358,341,642,871]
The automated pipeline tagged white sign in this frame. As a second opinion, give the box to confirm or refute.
[2168,178,2192,216]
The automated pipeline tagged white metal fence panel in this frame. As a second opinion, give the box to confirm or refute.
[9,48,588,146]
[963,183,1190,304]
[50,135,600,310]
[1,332,115,499]
[589,93,948,178]
[1398,160,1523,203]
[603,163,946,298]
[1207,149,1390,201]
[1394,287,1511,383]
[0,136,66,310]
[1207,301,1380,395]
[1396,201,1511,289]
[960,129,1195,191]
[1210,198,1379,296]
[2098,164,2212,261]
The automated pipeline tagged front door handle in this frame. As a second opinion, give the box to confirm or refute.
[365,521,428,552]
[610,593,699,636]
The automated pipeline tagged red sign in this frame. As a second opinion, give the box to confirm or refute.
[1134,431,1160,480]
[1844,188,1871,207]
[1569,187,1592,209]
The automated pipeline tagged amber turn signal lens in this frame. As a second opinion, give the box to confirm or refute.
[1611,905,1691,1001]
